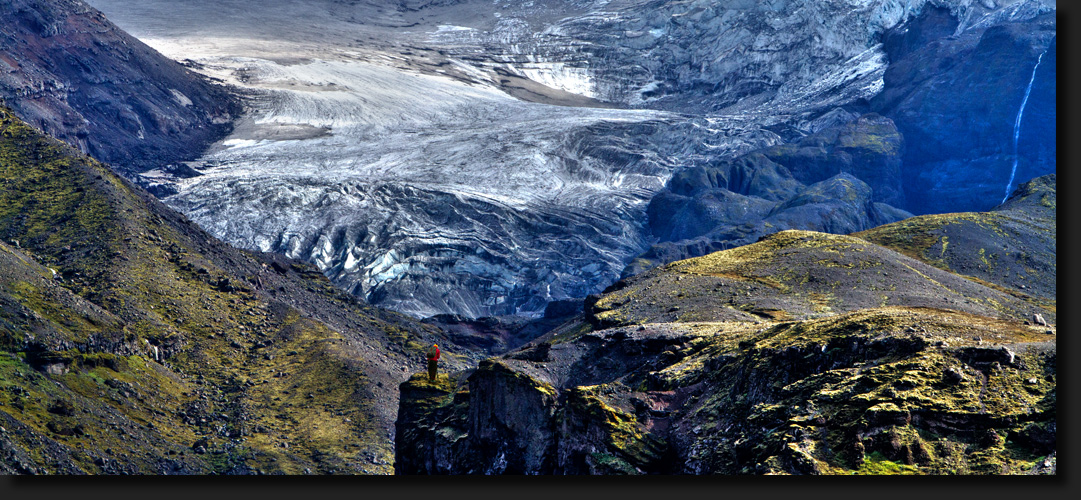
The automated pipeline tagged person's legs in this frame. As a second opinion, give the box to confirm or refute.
[428,359,437,380]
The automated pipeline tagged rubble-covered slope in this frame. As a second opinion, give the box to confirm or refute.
[0,107,470,474]
[395,182,1056,474]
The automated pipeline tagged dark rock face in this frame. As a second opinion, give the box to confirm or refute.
[759,113,905,207]
[0,0,238,178]
[421,312,576,357]
[630,114,911,277]
[871,9,1056,214]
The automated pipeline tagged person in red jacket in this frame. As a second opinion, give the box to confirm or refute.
[426,344,440,381]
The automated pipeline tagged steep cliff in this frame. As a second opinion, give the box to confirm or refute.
[870,5,1056,214]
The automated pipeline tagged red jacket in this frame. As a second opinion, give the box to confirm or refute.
[427,346,440,361]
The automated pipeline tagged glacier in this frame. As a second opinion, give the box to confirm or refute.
[83,0,1054,319]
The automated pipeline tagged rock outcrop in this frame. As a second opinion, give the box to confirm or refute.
[628,113,911,276]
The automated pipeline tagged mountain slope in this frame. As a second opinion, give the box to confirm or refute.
[0,106,470,474]
[855,174,1055,307]
[0,0,239,180]
[593,229,1051,329]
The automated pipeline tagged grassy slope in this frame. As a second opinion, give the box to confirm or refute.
[587,229,1054,329]
[0,106,468,474]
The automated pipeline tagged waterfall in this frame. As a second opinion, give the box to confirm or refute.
[1001,49,1047,204]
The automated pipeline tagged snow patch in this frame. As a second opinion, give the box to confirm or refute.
[169,88,193,106]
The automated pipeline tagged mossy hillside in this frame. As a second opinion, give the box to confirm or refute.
[2,230,399,473]
[675,307,1054,474]
[397,198,1056,475]
[587,230,1051,329]
[0,241,126,353]
[0,348,209,474]
[234,314,392,474]
[0,110,119,289]
[0,107,465,474]
[855,174,1056,307]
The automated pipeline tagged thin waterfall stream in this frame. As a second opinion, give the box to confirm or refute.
[1002,48,1047,204]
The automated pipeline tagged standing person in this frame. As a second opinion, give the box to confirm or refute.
[426,344,440,381]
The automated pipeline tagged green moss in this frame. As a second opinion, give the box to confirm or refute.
[589,452,639,474]
[0,110,119,277]
[856,452,919,475]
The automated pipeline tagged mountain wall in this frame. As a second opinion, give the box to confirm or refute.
[870,5,1056,214]
[0,0,239,180]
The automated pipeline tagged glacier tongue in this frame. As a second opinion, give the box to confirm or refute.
[162,55,687,318]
